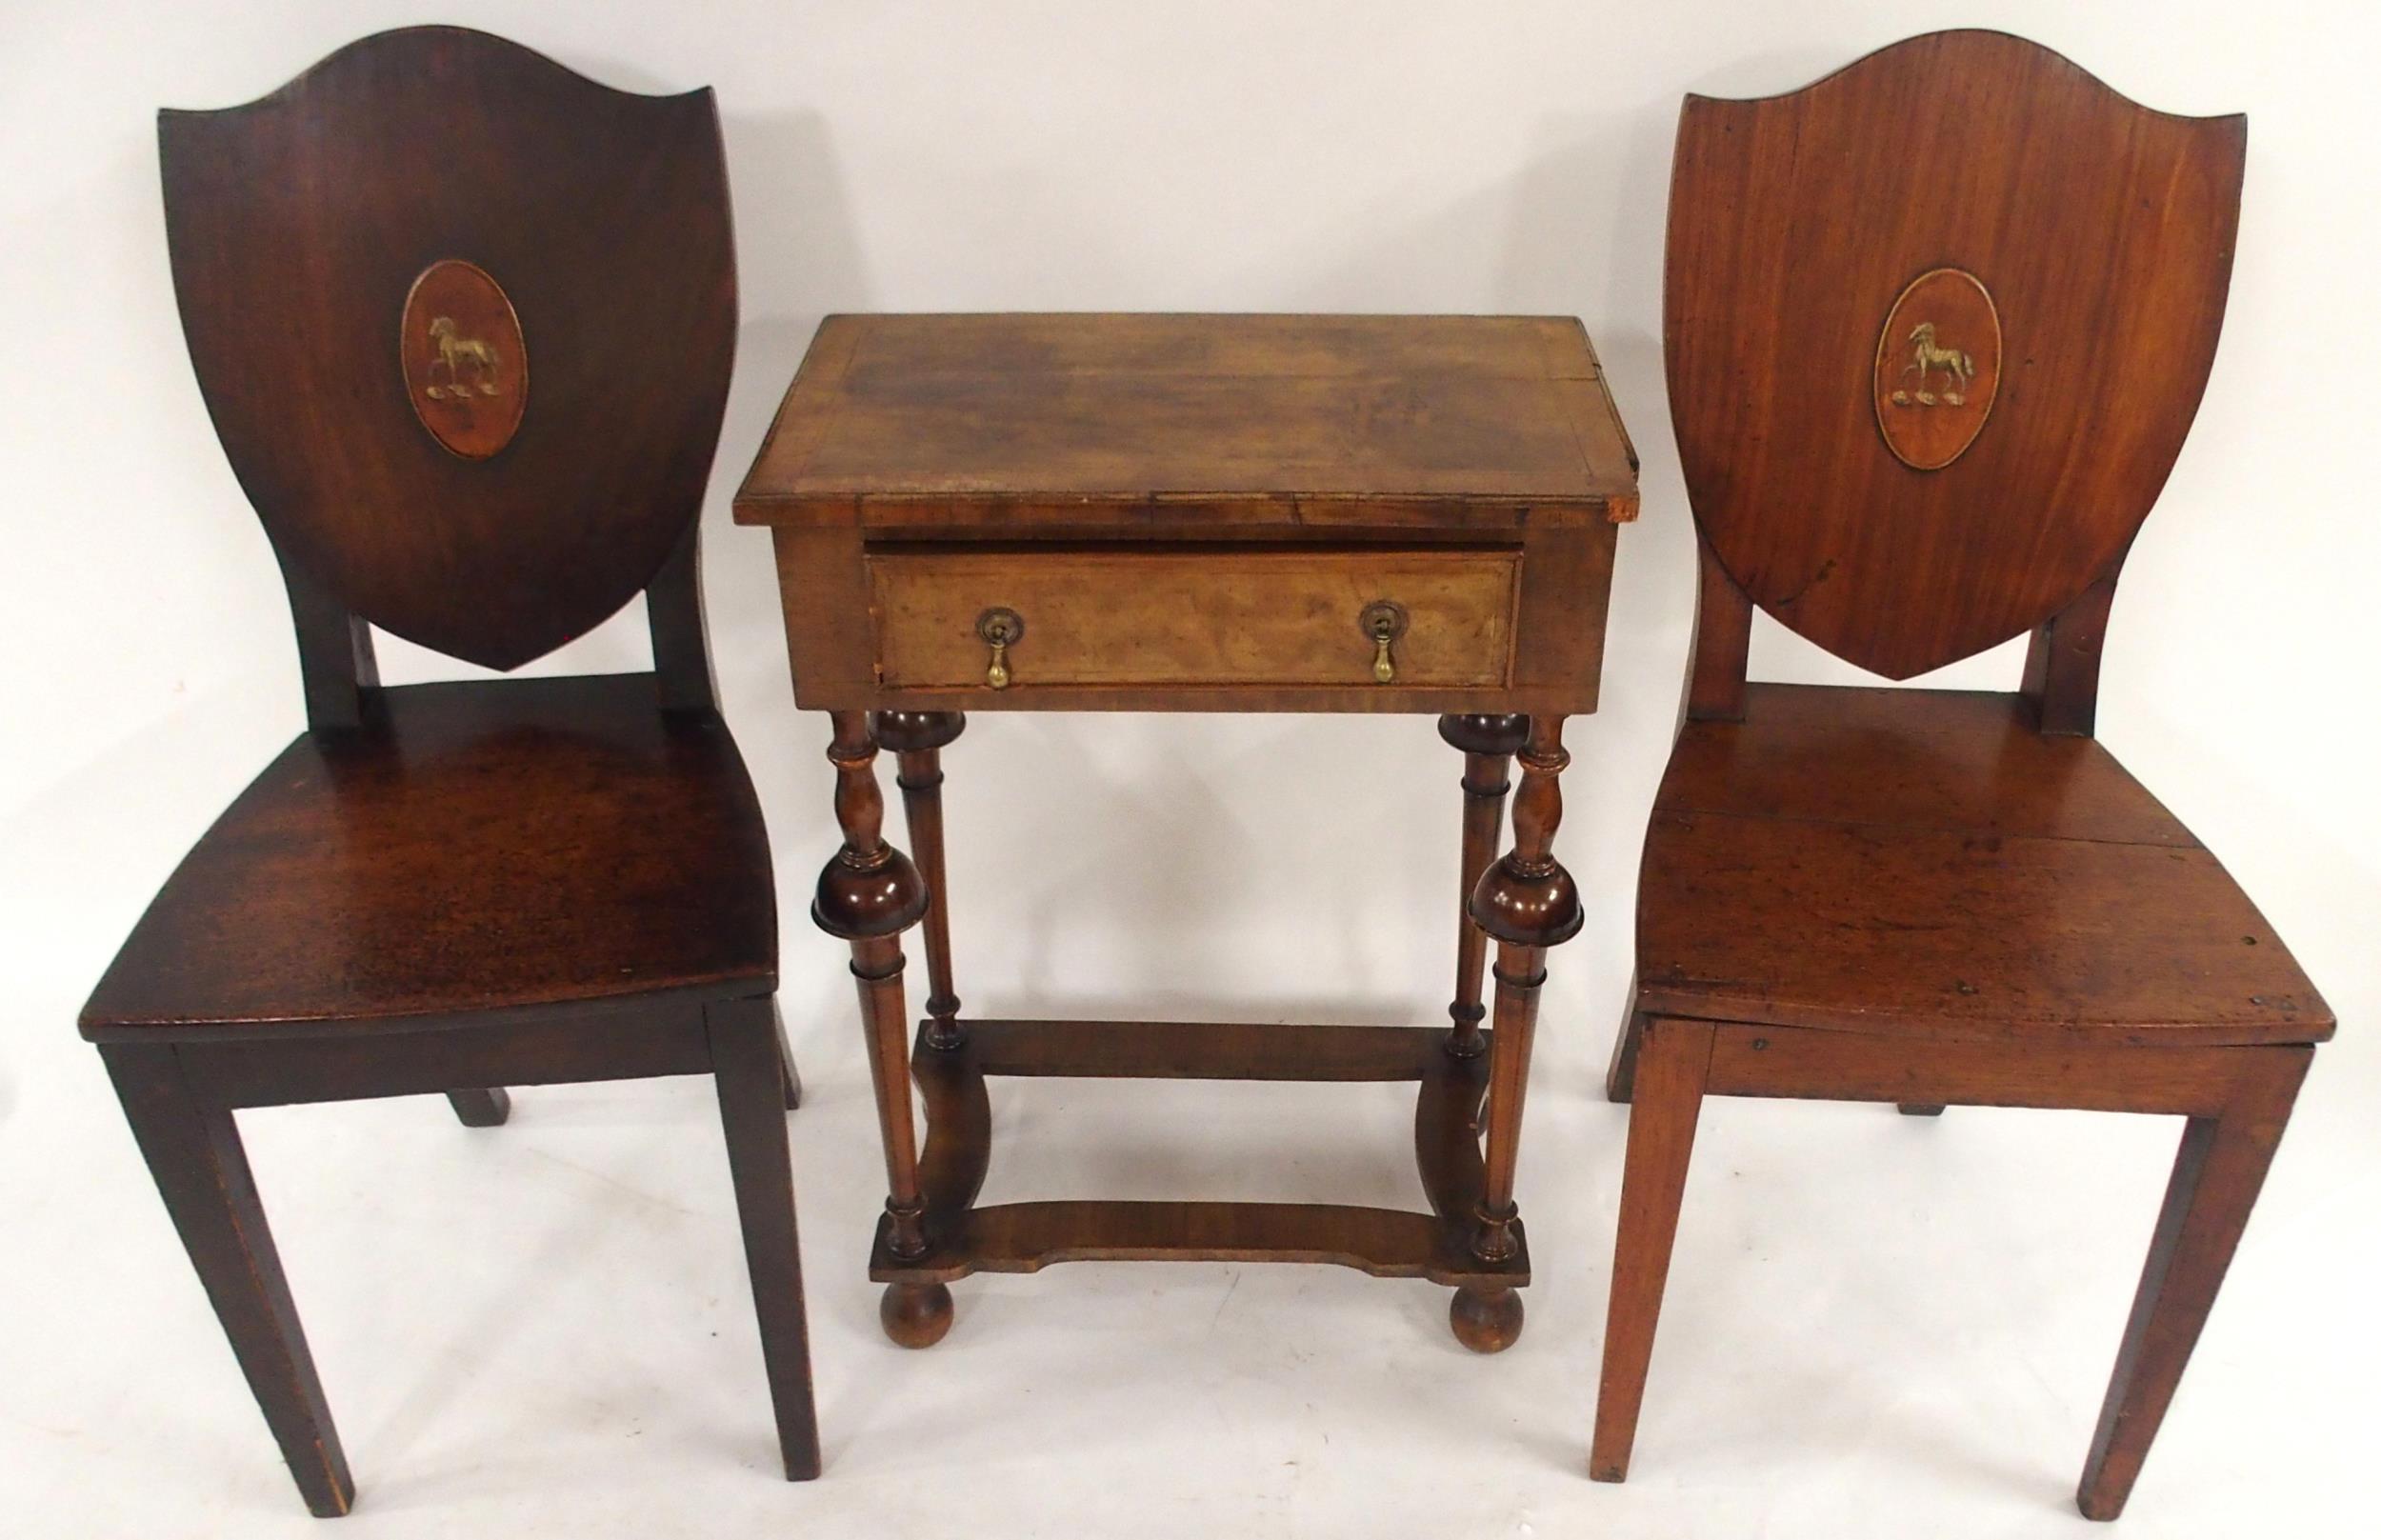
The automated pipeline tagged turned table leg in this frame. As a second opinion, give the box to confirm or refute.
[812,710,950,1347]
[1451,715,1582,1352]
[873,710,967,1050]
[1437,714,1530,1061]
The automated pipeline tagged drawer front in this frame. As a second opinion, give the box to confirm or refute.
[868,547,1519,691]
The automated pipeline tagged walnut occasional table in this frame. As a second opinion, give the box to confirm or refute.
[734,314,1635,1352]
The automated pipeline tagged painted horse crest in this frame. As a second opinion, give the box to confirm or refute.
[1891,321,1973,408]
[424,316,502,401]
[1871,267,2002,471]
[400,259,529,459]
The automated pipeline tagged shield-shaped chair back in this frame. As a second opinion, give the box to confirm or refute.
[1666,30,2245,696]
[160,27,737,690]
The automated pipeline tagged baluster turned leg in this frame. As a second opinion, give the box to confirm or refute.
[1449,715,1583,1352]
[1437,714,1530,1060]
[812,710,950,1347]
[873,711,967,1050]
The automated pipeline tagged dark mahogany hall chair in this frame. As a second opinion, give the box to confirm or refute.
[1590,30,2331,1521]
[79,29,818,1515]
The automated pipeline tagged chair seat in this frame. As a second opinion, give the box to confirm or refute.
[81,675,776,1038]
[1634,685,2331,1047]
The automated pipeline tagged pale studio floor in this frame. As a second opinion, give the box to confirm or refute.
[7,990,2379,1537]
[5,704,2377,1540]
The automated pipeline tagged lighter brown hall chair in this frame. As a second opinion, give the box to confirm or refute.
[81,29,818,1515]
[1590,30,2330,1521]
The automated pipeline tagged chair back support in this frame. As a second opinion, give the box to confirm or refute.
[1666,30,2245,688]
[160,27,737,690]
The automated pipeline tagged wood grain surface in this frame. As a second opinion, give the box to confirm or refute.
[736,313,1636,525]
[1666,29,2245,678]
[868,546,1518,690]
[81,674,775,1034]
[1634,685,2330,1045]
[162,26,737,670]
[744,313,1629,713]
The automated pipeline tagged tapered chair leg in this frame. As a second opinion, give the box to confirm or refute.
[100,1043,354,1517]
[770,1001,804,1111]
[707,996,823,1481]
[1605,1004,1646,1105]
[1590,1016,1716,1484]
[445,1088,510,1127]
[2075,1047,2311,1521]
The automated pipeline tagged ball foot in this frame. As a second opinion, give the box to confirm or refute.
[1449,1285,1524,1352]
[880,1281,953,1348]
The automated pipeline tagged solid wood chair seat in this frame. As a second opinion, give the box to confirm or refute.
[82,673,774,1037]
[1633,685,2331,1047]
[1597,35,2325,1518]
[93,33,820,1512]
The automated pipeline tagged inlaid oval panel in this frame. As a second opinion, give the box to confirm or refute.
[400,259,528,459]
[1871,267,2000,471]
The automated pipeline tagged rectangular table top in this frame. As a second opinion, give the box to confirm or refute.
[733,313,1637,530]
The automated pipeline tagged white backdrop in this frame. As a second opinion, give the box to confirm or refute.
[4,4,2376,1537]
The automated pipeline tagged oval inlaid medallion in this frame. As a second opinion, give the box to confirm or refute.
[400,259,527,459]
[1872,267,2000,471]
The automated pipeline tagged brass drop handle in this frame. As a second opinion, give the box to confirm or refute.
[977,607,1024,690]
[1359,601,1408,685]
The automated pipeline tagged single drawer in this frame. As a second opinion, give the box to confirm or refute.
[867,546,1520,691]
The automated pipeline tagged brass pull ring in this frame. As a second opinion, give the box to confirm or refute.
[976,607,1024,690]
[1359,600,1409,685]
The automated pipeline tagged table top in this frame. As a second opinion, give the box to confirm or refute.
[733,313,1637,530]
